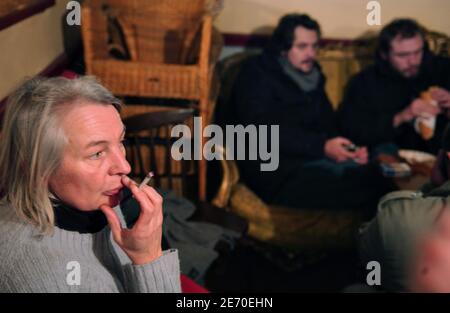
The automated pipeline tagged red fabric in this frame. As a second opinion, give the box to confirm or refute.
[60,70,78,79]
[180,274,209,293]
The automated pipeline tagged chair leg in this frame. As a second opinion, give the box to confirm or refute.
[199,158,207,201]
[197,93,211,201]
[198,106,207,201]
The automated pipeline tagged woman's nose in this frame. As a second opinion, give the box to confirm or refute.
[110,149,131,175]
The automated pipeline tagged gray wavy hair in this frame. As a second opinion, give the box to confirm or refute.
[0,75,122,234]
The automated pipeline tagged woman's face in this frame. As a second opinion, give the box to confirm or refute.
[49,103,131,211]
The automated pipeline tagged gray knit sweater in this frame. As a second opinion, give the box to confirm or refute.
[0,199,181,293]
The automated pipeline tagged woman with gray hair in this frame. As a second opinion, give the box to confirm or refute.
[0,76,181,292]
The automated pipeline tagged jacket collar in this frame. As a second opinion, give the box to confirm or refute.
[260,50,326,90]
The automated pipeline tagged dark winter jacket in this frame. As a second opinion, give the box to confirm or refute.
[338,49,450,154]
[227,51,337,202]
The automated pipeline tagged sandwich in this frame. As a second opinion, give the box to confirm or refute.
[415,87,438,140]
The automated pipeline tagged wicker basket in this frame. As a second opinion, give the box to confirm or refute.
[81,0,223,200]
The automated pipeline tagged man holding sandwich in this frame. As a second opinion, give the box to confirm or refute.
[339,18,450,155]
[227,14,389,213]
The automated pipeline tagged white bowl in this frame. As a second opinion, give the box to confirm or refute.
[398,149,436,164]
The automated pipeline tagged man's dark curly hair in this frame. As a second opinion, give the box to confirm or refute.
[268,13,321,54]
[377,18,426,58]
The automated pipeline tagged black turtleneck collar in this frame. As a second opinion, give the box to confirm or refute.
[53,188,137,234]
[53,201,108,234]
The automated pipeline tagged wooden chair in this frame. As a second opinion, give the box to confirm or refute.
[122,108,196,198]
[81,0,222,200]
[122,108,248,234]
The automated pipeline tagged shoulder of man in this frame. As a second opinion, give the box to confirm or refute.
[378,189,424,205]
[232,52,271,82]
[432,54,450,84]
[426,52,450,67]
[373,190,443,237]
[354,63,378,81]
[359,190,444,292]
[340,64,378,98]
[359,190,443,240]
[377,190,441,214]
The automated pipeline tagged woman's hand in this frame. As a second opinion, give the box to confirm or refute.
[100,175,163,265]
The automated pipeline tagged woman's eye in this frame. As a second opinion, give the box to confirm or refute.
[89,151,104,160]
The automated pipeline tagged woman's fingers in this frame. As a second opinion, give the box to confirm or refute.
[121,175,160,229]
[121,175,138,189]
[122,176,152,207]
[141,185,163,207]
[104,176,164,265]
[128,184,155,225]
[100,204,123,244]
[133,186,163,231]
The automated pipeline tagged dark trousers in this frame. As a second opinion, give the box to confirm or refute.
[271,158,392,217]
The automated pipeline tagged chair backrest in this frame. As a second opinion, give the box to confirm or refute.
[81,0,215,104]
[122,108,196,198]
[426,30,450,57]
[83,0,206,64]
[213,51,258,127]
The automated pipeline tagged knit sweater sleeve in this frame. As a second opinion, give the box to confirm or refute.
[121,249,181,293]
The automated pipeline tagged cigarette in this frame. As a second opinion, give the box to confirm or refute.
[139,172,154,189]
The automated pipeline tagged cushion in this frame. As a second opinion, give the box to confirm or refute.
[229,183,362,251]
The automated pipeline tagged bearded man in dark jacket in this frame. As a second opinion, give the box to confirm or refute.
[225,14,389,213]
[339,19,450,155]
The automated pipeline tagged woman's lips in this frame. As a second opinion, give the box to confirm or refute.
[104,187,122,196]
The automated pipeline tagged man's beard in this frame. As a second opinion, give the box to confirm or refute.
[298,60,314,73]
[401,65,420,78]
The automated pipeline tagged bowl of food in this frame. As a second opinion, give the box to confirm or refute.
[398,149,436,165]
